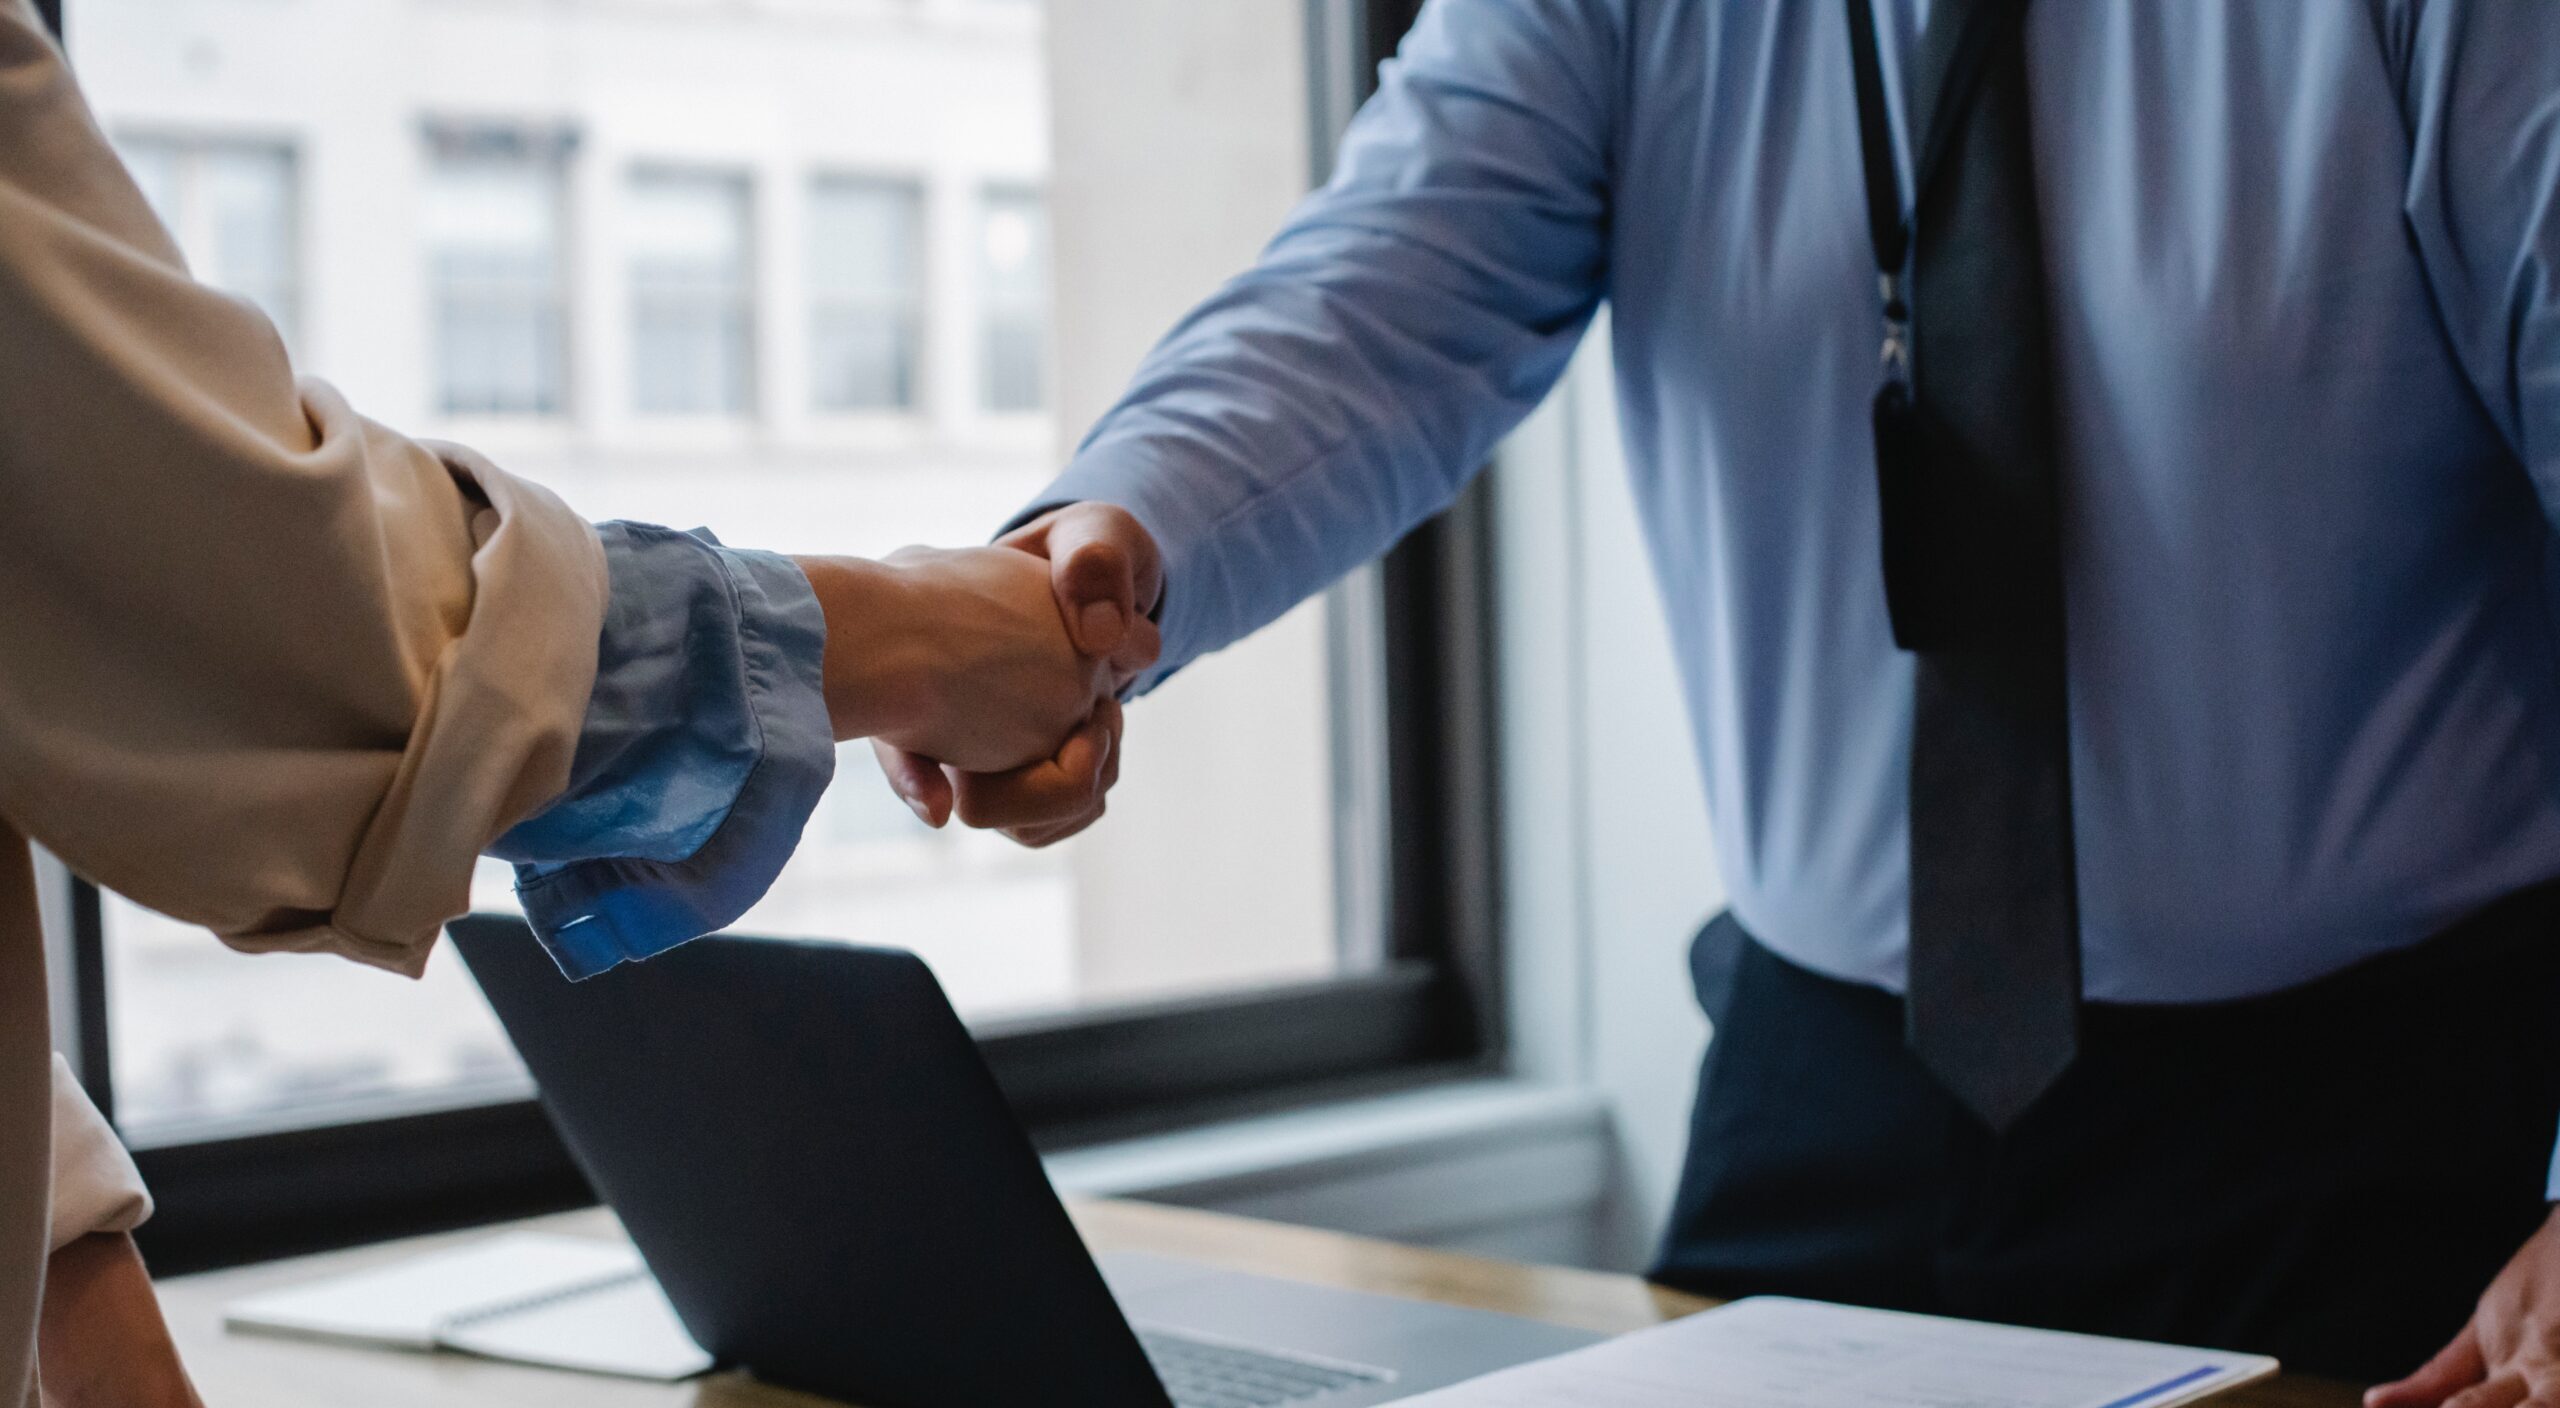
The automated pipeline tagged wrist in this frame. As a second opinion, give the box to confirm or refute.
[793,555,937,743]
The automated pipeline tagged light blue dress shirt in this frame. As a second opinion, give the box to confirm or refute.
[489,522,835,980]
[1027,0,2560,1008]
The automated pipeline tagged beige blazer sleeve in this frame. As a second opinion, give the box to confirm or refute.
[45,1058,146,1256]
[0,0,610,975]
[0,3,611,1399]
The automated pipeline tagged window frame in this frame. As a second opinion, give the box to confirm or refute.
[50,0,1503,1277]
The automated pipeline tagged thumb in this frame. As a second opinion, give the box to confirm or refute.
[2370,1322,2487,1408]
[1040,506,1164,662]
[871,740,953,828]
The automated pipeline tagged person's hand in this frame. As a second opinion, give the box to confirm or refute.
[871,503,1163,844]
[2370,1207,2560,1408]
[794,545,1115,784]
[38,1233,204,1408]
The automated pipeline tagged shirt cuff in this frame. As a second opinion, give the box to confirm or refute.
[50,1056,149,1253]
[491,523,835,979]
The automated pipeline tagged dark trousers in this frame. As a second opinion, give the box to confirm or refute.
[1651,892,2560,1383]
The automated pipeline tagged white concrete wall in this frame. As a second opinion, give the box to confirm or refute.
[1494,321,1720,1271]
[1043,0,1340,999]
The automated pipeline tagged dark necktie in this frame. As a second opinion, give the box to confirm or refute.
[1848,0,2080,1131]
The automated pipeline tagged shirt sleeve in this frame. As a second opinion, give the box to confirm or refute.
[47,1057,148,1254]
[1016,0,1620,694]
[2395,0,2560,1195]
[489,524,835,980]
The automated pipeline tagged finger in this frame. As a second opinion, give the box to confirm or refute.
[2373,1324,2490,1408]
[1004,803,1105,850]
[1098,697,1125,794]
[993,506,1064,553]
[2521,1368,2560,1408]
[2442,1376,2530,1408]
[951,710,1114,831]
[1108,614,1164,686]
[1002,701,1126,848]
[1051,538,1137,658]
[1044,506,1166,652]
[870,740,952,828]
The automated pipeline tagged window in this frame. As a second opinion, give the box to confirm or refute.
[809,176,925,413]
[113,135,300,352]
[628,170,757,417]
[978,186,1049,413]
[425,130,571,416]
[61,0,1487,1273]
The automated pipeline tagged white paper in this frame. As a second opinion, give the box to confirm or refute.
[224,1233,647,1351]
[1395,1298,2280,1408]
[439,1274,714,1381]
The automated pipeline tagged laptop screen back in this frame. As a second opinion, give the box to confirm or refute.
[451,916,1172,1408]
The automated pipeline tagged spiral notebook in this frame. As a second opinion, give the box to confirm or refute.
[223,1232,714,1381]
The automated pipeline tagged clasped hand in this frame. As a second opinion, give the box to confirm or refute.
[796,504,1162,848]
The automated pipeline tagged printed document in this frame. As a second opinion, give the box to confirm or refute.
[1396,1297,2278,1408]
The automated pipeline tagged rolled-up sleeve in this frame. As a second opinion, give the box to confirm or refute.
[491,525,834,979]
[47,1058,147,1254]
[0,1,606,978]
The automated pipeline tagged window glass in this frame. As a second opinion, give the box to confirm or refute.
[116,136,181,227]
[809,176,924,413]
[73,0,1357,1142]
[427,140,568,415]
[629,170,756,417]
[112,135,299,350]
[979,187,1049,413]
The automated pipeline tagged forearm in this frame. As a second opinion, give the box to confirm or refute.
[794,554,939,743]
[1022,0,1615,688]
[37,1235,201,1408]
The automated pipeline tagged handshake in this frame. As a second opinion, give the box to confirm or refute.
[792,503,1162,848]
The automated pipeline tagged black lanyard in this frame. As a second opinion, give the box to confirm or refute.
[1844,0,2035,652]
[1842,0,2032,391]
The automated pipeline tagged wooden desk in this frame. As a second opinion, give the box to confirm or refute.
[157,1201,2362,1408]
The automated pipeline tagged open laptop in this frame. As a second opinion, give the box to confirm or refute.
[451,917,1598,1407]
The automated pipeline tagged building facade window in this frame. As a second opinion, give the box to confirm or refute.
[628,170,758,417]
[977,186,1049,414]
[424,130,571,416]
[808,176,925,414]
[115,135,301,351]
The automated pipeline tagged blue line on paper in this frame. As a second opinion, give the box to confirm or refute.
[2096,1366,2223,1408]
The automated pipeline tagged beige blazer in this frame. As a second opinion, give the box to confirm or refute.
[0,1,613,1401]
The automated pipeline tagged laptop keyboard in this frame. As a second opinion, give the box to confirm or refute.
[1137,1328,1395,1408]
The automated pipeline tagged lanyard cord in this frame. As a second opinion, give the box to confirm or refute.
[1844,0,2031,386]
[1844,0,1908,277]
[1844,0,1912,384]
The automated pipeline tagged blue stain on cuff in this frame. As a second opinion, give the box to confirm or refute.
[491,524,835,979]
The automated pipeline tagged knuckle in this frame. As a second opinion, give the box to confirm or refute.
[953,788,1006,830]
